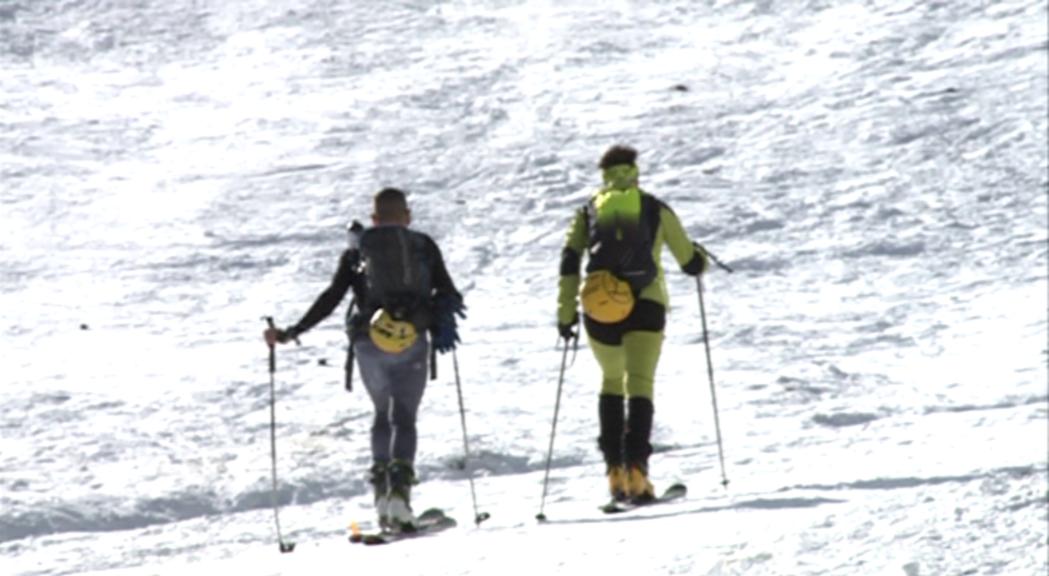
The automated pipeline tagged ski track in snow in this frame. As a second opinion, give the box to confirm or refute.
[0,0,1046,575]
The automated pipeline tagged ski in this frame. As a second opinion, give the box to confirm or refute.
[599,482,687,514]
[349,508,457,545]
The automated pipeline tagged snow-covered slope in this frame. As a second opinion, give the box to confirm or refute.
[1,0,1045,574]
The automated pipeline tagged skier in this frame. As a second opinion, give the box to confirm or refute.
[556,145,708,503]
[264,187,465,530]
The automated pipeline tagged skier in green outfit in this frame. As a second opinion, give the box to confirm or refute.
[556,145,708,502]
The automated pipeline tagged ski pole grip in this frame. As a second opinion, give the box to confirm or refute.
[264,316,277,373]
[694,242,734,274]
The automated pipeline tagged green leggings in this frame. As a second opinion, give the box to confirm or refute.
[588,331,664,400]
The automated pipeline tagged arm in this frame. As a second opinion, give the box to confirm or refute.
[557,207,588,325]
[287,249,359,337]
[659,203,708,275]
[427,237,465,353]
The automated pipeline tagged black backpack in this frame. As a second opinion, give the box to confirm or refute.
[357,226,433,329]
[584,192,659,294]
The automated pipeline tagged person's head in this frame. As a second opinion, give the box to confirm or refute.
[372,187,411,226]
[598,145,640,189]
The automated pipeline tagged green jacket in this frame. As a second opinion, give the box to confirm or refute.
[557,181,706,326]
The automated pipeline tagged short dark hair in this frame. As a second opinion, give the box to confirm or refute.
[373,187,409,220]
[599,145,638,170]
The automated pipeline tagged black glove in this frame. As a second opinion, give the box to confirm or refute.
[558,312,579,341]
[683,245,709,277]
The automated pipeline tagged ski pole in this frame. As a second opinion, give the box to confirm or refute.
[263,317,296,553]
[452,350,490,525]
[535,340,571,522]
[695,278,730,488]
[694,241,734,274]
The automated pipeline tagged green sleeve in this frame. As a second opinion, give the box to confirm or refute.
[557,207,587,325]
[660,204,707,273]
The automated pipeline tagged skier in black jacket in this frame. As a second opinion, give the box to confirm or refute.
[265,187,464,530]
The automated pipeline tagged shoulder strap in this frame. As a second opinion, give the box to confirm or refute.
[639,192,661,245]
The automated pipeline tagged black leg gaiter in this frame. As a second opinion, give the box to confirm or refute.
[624,396,654,472]
[597,394,625,469]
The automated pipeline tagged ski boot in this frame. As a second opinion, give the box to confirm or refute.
[607,465,629,502]
[385,460,417,532]
[626,464,655,503]
[368,462,391,530]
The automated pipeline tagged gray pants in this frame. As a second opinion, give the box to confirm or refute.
[354,333,429,464]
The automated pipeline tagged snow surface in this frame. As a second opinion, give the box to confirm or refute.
[1,0,1046,575]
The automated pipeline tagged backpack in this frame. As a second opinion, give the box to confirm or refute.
[358,226,433,329]
[584,189,658,294]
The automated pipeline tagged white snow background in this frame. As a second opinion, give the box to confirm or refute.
[1,0,1046,575]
